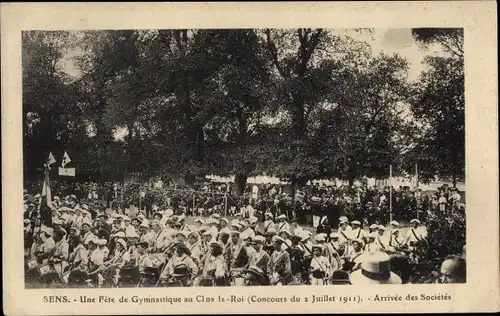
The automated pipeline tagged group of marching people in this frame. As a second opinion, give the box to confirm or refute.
[24,190,438,287]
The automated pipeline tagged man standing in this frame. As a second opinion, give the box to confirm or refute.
[404,219,427,252]
[374,225,390,252]
[248,235,271,283]
[262,212,276,234]
[269,236,292,285]
[309,245,331,285]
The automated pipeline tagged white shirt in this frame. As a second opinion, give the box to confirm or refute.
[89,248,105,266]
[405,227,427,244]
[338,226,352,243]
[310,255,331,274]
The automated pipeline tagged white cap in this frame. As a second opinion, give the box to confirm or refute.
[390,220,400,226]
[252,235,265,243]
[126,231,139,239]
[314,233,326,242]
[248,216,258,224]
[276,214,286,220]
[351,220,361,226]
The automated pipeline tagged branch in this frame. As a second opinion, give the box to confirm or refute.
[264,29,286,78]
[436,36,463,59]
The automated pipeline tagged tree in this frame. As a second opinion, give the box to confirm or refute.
[405,28,464,185]
[22,31,81,179]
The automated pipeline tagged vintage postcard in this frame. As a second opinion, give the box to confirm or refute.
[2,1,499,315]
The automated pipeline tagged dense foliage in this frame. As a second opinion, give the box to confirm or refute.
[23,28,464,193]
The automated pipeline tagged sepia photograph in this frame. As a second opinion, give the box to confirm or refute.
[22,27,466,289]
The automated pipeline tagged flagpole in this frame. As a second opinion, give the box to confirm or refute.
[415,163,419,221]
[389,164,393,223]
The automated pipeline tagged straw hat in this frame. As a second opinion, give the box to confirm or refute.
[350,252,402,284]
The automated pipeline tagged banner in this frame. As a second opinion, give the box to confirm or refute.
[58,167,76,177]
[40,167,53,227]
[61,151,72,167]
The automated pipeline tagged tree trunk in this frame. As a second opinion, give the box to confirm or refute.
[234,173,248,196]
[184,173,195,187]
[452,176,457,188]
[348,177,355,187]
[289,178,297,199]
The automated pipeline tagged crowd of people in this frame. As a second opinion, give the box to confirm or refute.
[23,179,466,287]
[24,179,465,228]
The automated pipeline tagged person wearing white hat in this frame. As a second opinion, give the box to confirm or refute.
[276,214,290,233]
[389,220,400,229]
[368,223,379,234]
[338,217,353,245]
[248,215,259,229]
[278,229,292,251]
[187,231,202,269]
[138,221,154,247]
[388,228,405,252]
[199,242,227,286]
[236,221,247,233]
[73,207,84,231]
[269,235,292,285]
[87,237,106,282]
[80,217,96,245]
[248,235,271,279]
[49,229,69,275]
[309,244,332,285]
[404,219,427,251]
[229,230,249,274]
[349,220,366,242]
[97,238,110,259]
[297,230,313,259]
[262,212,276,234]
[327,232,341,255]
[212,213,221,220]
[371,224,386,248]
[342,238,365,272]
[159,243,199,286]
[199,230,215,267]
[121,231,140,267]
[206,218,219,240]
[243,218,257,241]
[150,219,172,257]
[349,252,402,284]
[364,232,381,253]
[242,232,255,259]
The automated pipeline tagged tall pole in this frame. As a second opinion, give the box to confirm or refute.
[389,164,393,223]
[415,163,419,220]
[224,193,228,217]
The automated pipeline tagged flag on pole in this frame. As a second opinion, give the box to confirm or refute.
[58,167,76,177]
[61,151,71,167]
[46,152,56,166]
[40,166,53,227]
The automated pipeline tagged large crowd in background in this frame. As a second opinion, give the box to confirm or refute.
[23,179,466,287]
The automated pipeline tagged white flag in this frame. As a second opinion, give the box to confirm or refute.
[61,151,71,167]
[58,167,76,177]
[46,152,56,166]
